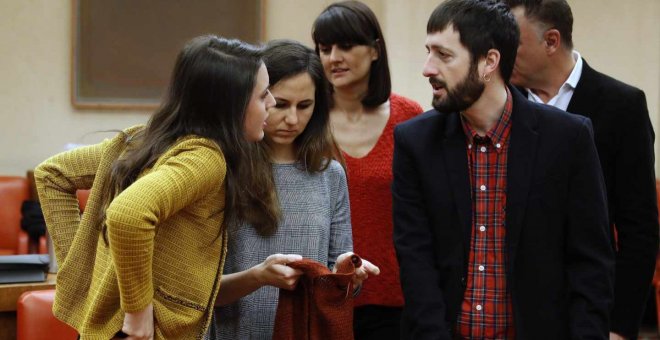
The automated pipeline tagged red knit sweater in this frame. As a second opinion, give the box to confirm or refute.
[344,93,423,307]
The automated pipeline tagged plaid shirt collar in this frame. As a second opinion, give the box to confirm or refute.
[460,87,513,154]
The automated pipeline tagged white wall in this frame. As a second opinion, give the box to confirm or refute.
[1,0,658,175]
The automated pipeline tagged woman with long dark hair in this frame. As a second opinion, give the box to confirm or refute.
[212,39,379,339]
[312,2,424,339]
[35,35,277,339]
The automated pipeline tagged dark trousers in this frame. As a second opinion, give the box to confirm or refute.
[353,305,403,340]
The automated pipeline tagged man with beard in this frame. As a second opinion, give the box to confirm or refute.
[391,0,614,339]
[503,1,658,339]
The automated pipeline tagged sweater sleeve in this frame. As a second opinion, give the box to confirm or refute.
[327,161,353,270]
[106,138,226,312]
[35,140,107,266]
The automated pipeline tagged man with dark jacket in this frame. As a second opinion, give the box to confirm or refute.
[393,0,615,338]
[503,1,659,338]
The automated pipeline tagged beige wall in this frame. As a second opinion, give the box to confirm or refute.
[1,0,658,176]
[0,1,147,176]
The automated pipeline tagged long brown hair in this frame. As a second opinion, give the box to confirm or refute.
[95,35,280,242]
[247,40,342,236]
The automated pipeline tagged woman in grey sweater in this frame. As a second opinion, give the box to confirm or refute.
[212,40,380,339]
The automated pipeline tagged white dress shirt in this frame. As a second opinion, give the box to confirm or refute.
[526,50,583,111]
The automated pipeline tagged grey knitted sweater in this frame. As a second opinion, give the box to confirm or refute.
[213,160,353,339]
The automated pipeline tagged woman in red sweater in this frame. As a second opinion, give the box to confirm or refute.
[312,2,423,339]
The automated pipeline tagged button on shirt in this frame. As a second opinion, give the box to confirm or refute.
[456,87,515,339]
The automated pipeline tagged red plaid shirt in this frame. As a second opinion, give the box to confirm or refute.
[456,88,515,339]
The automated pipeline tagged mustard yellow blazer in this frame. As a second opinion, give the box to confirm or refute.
[35,126,227,339]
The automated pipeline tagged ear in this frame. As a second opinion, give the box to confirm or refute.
[543,29,561,54]
[482,48,500,77]
[370,40,380,62]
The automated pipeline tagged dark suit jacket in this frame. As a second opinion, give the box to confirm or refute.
[392,87,615,339]
[567,60,659,339]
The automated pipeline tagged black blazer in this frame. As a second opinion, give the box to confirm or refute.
[567,60,659,339]
[392,87,615,339]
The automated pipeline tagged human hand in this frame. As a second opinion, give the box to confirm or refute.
[334,252,380,287]
[609,332,627,340]
[116,303,154,340]
[254,253,303,290]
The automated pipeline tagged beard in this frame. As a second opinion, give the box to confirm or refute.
[430,61,485,113]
